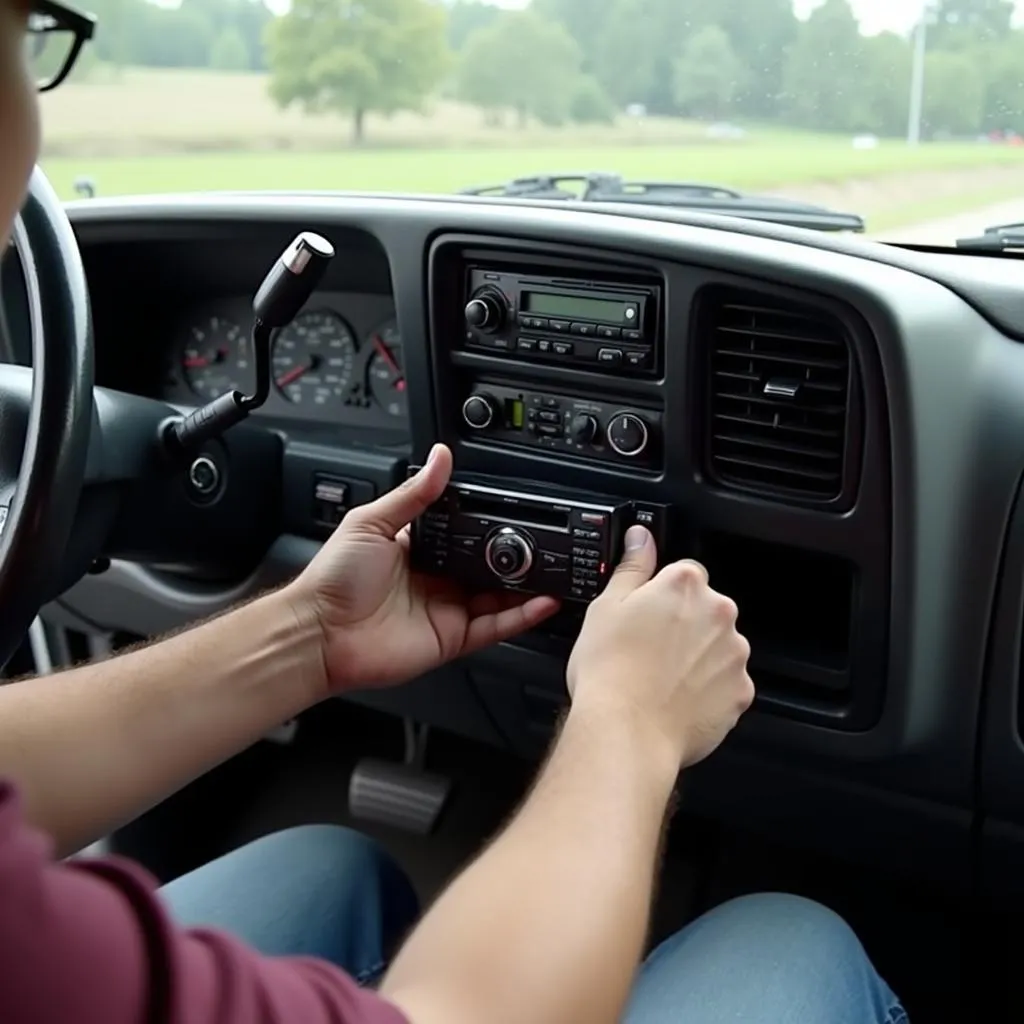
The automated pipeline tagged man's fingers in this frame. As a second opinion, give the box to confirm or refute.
[464,594,560,653]
[350,444,451,538]
[601,525,657,600]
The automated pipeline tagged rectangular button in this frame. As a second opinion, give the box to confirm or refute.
[570,323,595,337]
[453,534,481,553]
[492,336,512,349]
[548,319,570,333]
[537,339,552,353]
[597,326,621,339]
[538,410,561,423]
[553,342,574,356]
[623,329,643,342]
[542,397,560,408]
[517,337,538,351]
[625,350,649,368]
[597,348,623,365]
[537,424,560,436]
[517,313,529,327]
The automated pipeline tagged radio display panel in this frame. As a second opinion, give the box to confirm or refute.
[522,291,638,325]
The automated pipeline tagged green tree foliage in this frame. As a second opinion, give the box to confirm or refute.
[447,1,500,52]
[456,10,584,127]
[923,50,985,135]
[569,75,617,124]
[209,27,250,71]
[673,25,742,119]
[930,0,1015,48]
[781,0,866,130]
[265,0,449,143]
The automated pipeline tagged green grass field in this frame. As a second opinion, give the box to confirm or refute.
[36,68,1024,234]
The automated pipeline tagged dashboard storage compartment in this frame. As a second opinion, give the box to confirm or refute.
[699,532,856,702]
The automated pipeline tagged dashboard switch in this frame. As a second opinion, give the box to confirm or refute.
[607,412,650,458]
[465,292,506,334]
[463,393,498,429]
[569,413,599,445]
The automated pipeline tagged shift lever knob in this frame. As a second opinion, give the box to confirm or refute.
[253,232,335,329]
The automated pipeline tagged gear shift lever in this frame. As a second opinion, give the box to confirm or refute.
[168,231,335,454]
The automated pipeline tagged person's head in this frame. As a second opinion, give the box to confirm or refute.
[0,0,39,248]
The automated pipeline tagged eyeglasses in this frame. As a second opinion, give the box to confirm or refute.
[25,0,96,93]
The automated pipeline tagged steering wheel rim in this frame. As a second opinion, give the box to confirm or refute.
[0,167,93,668]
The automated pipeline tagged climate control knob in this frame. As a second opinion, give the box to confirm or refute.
[607,412,649,458]
[485,527,534,582]
[462,394,498,429]
[569,413,599,445]
[464,292,505,333]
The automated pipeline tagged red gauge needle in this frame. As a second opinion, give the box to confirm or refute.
[184,346,227,370]
[373,336,406,391]
[277,362,312,388]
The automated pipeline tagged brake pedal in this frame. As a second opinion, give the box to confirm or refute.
[348,759,451,835]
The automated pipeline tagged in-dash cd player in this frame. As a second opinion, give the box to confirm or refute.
[411,477,669,603]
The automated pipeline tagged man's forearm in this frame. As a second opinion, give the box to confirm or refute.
[0,587,324,856]
[382,705,678,1024]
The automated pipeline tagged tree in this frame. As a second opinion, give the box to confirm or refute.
[265,0,450,143]
[923,51,985,136]
[673,25,742,119]
[457,11,583,127]
[930,0,1015,48]
[209,27,249,70]
[569,76,616,124]
[447,0,500,52]
[533,0,606,71]
[980,33,1024,133]
[781,0,866,132]
[856,32,912,137]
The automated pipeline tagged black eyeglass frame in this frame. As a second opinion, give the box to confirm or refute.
[29,0,97,93]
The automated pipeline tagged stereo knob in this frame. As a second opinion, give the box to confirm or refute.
[485,527,534,582]
[607,412,649,458]
[464,293,505,333]
[462,394,497,429]
[569,413,599,445]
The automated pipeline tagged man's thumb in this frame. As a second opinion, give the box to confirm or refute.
[603,525,657,598]
[355,444,451,537]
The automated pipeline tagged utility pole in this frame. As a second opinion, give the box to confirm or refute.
[907,3,932,144]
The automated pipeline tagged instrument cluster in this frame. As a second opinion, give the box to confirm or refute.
[162,291,408,432]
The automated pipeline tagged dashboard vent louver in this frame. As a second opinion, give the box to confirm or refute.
[704,289,852,501]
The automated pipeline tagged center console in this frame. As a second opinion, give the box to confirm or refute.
[421,233,891,734]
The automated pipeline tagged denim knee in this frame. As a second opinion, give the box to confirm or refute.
[626,893,906,1024]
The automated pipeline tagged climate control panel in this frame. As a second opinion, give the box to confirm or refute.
[458,382,662,469]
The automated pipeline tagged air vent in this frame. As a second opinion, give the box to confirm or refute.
[704,290,852,501]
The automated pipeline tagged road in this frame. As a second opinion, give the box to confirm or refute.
[873,196,1024,245]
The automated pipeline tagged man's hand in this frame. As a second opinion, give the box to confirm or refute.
[567,525,754,771]
[289,444,560,695]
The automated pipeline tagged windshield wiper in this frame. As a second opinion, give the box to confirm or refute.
[459,171,865,234]
[956,223,1024,252]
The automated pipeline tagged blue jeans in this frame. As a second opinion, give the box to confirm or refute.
[161,825,908,1023]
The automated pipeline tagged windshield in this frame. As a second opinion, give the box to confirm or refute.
[34,0,1024,248]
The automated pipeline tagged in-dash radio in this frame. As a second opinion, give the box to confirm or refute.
[460,266,661,376]
[410,478,669,603]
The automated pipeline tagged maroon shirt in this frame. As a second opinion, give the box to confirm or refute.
[0,782,408,1023]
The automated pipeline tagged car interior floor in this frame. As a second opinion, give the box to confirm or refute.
[109,699,1016,1024]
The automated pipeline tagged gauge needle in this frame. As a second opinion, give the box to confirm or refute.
[373,336,406,391]
[277,361,315,388]
[184,346,227,369]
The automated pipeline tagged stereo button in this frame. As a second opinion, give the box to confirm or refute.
[597,326,621,340]
[517,337,538,351]
[597,348,623,365]
[553,341,574,356]
[485,527,534,582]
[548,319,570,333]
[571,323,595,337]
[625,351,649,368]
[463,394,498,429]
[623,329,643,342]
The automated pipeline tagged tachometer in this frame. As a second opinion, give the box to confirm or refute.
[367,321,407,420]
[273,310,357,405]
[181,316,251,400]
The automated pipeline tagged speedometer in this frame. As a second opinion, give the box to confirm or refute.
[272,310,357,405]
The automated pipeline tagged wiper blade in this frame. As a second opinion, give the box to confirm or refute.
[459,172,865,234]
[956,222,1024,252]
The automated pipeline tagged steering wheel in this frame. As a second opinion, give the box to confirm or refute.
[0,167,93,668]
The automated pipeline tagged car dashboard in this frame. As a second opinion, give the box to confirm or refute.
[22,191,1024,902]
